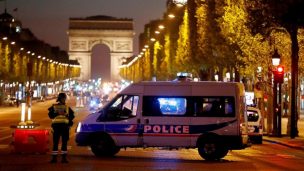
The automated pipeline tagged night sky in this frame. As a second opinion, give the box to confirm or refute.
[1,0,167,53]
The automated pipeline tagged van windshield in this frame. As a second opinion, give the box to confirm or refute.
[97,94,139,121]
[247,110,259,122]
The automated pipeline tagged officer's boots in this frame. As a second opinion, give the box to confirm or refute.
[50,155,57,163]
[61,154,69,163]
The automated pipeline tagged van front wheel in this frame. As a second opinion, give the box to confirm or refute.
[198,141,228,160]
[90,136,120,157]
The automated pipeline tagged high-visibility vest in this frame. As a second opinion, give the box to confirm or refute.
[52,104,69,124]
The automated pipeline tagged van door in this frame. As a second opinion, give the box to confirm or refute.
[190,96,237,146]
[101,95,141,147]
[141,96,191,147]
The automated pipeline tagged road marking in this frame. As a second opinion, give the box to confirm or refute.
[0,127,11,133]
[56,145,72,150]
[0,127,11,130]
[0,135,12,141]
[276,154,296,159]
[0,144,9,149]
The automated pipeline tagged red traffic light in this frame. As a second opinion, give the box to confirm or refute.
[276,65,284,73]
[274,65,284,83]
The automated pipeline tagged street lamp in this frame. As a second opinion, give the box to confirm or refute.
[168,14,176,19]
[272,49,283,137]
[226,72,230,82]
[173,0,187,6]
[214,72,219,81]
[272,49,280,66]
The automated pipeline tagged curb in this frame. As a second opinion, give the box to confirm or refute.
[263,137,304,151]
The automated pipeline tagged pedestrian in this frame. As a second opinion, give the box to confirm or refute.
[16,99,19,108]
[48,92,75,163]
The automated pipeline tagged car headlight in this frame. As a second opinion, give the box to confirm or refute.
[76,122,82,133]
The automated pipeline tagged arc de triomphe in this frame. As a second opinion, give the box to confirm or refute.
[68,16,134,81]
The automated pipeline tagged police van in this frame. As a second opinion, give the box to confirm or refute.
[76,81,249,160]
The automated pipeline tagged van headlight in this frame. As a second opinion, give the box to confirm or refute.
[76,122,82,133]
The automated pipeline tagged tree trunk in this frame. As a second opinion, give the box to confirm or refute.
[188,0,197,60]
[234,66,240,82]
[267,89,274,135]
[288,25,299,138]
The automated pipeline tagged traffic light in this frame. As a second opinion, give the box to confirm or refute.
[274,65,284,83]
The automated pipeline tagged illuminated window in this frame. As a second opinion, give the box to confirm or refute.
[158,97,187,115]
[143,96,234,117]
[143,96,188,116]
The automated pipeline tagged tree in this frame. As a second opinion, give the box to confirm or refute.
[175,8,191,73]
[246,0,304,138]
[153,41,163,79]
[219,0,273,85]
[195,0,241,81]
[160,33,172,79]
[196,1,213,80]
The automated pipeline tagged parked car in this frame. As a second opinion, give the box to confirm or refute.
[3,97,17,106]
[247,106,263,144]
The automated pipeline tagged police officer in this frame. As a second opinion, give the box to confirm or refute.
[48,93,75,163]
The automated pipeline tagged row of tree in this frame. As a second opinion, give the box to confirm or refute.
[0,10,80,84]
[0,40,80,84]
[120,0,304,137]
[121,0,304,84]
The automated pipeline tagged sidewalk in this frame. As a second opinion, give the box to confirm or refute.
[263,115,304,150]
[263,136,304,150]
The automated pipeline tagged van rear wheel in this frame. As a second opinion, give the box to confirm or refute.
[198,140,228,160]
[90,136,120,157]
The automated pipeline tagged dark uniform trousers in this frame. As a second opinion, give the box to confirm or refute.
[52,124,70,154]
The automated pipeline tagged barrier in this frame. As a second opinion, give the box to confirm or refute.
[12,129,50,154]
